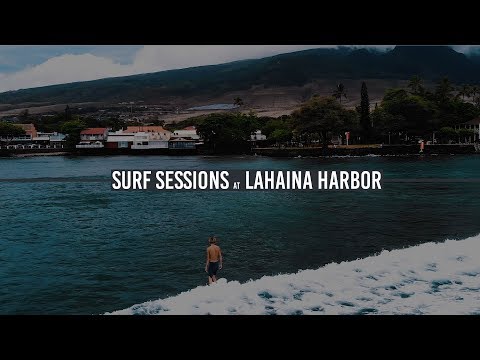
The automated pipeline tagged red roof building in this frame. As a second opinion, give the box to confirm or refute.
[80,128,108,135]
[124,126,171,134]
[80,128,108,142]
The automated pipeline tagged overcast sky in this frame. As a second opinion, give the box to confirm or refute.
[0,45,477,93]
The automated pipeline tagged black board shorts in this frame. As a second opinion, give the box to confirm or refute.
[208,261,219,277]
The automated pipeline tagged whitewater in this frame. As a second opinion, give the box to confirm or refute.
[109,234,480,315]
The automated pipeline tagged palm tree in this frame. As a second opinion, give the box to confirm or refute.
[407,75,424,95]
[470,85,479,103]
[435,77,455,101]
[475,96,480,109]
[332,83,347,104]
[233,97,244,107]
[457,84,472,101]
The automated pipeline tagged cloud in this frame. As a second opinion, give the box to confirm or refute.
[451,45,480,55]
[0,45,468,93]
[0,45,142,73]
[131,45,339,73]
[0,53,136,92]
[3,45,347,92]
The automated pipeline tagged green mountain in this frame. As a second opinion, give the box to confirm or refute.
[1,46,479,105]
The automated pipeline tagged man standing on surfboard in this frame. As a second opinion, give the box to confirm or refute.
[205,236,223,285]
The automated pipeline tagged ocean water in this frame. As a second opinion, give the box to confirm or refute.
[1,154,480,314]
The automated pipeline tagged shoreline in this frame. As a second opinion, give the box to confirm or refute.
[12,152,69,158]
[254,144,478,157]
[1,144,478,158]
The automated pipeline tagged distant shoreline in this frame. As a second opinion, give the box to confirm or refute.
[12,152,69,158]
[1,144,478,158]
[253,144,479,157]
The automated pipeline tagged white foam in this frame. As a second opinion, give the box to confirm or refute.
[107,234,480,315]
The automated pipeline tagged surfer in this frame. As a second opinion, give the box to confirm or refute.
[205,236,223,284]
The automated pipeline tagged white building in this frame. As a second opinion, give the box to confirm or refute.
[169,137,196,149]
[106,131,135,149]
[131,132,169,149]
[250,130,266,141]
[173,126,200,140]
[455,117,480,143]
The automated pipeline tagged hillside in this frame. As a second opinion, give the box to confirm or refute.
[0,46,479,116]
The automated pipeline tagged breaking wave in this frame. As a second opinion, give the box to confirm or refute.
[108,234,480,315]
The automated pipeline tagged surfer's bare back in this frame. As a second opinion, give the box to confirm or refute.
[205,237,223,285]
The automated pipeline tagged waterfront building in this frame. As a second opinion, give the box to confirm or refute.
[172,126,200,140]
[250,130,267,141]
[80,128,108,142]
[455,117,480,143]
[168,137,196,149]
[131,131,169,149]
[77,128,108,148]
[105,131,135,149]
[123,126,172,140]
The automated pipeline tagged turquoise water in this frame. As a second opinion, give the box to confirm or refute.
[1,155,480,314]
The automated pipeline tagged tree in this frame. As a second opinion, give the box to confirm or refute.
[371,107,405,144]
[436,98,480,128]
[407,75,424,95]
[261,117,293,139]
[65,105,72,121]
[332,83,347,104]
[360,82,371,143]
[457,84,472,101]
[0,122,26,138]
[457,128,474,143]
[104,117,124,131]
[471,85,479,103]
[61,119,87,149]
[233,97,244,107]
[435,77,455,102]
[381,88,437,134]
[438,126,457,143]
[19,109,29,121]
[197,113,257,154]
[292,96,356,149]
[270,128,292,144]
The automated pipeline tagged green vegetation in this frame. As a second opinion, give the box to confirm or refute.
[260,116,294,142]
[190,75,479,152]
[371,76,480,144]
[332,83,347,104]
[233,97,244,107]
[359,82,371,142]
[292,96,358,148]
[0,123,26,137]
[61,120,87,149]
[407,75,424,95]
[196,113,259,154]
